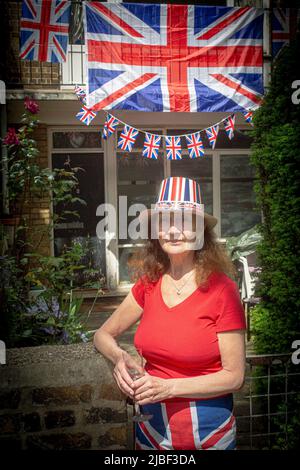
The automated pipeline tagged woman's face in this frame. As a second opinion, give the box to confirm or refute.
[156,211,204,254]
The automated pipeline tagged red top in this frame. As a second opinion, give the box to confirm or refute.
[131,271,246,402]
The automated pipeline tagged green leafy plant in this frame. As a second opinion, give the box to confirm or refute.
[0,97,101,347]
[244,32,300,449]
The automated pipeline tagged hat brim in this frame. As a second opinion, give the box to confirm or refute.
[138,207,218,230]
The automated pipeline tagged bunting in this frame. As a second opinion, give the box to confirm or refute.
[186,132,204,159]
[142,133,161,160]
[76,105,97,126]
[206,125,219,150]
[103,114,119,140]
[74,84,256,160]
[223,114,236,140]
[117,125,139,152]
[165,136,182,160]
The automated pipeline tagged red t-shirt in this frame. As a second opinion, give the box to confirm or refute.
[131,271,246,402]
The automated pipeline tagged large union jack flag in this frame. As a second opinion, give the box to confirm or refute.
[83,2,264,113]
[20,0,71,62]
[135,396,237,450]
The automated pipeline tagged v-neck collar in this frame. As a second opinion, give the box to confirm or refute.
[158,274,200,311]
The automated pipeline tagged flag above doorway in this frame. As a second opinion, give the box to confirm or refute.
[83,2,264,113]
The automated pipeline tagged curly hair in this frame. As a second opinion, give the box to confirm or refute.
[128,224,237,288]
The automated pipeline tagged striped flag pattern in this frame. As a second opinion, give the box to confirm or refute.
[165,136,182,160]
[142,133,161,160]
[103,114,119,139]
[135,395,236,450]
[206,124,219,150]
[223,114,236,140]
[186,132,204,158]
[76,105,97,126]
[117,125,139,151]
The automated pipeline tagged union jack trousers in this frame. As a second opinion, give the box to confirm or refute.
[135,394,236,450]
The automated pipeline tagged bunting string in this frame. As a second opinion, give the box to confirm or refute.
[74,85,255,159]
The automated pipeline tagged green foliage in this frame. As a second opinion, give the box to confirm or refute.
[247,35,300,354]
[245,33,300,449]
[0,99,98,347]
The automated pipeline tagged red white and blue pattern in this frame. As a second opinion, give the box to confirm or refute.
[185,132,204,159]
[83,2,264,113]
[20,0,71,62]
[272,8,299,59]
[242,110,253,125]
[135,395,236,450]
[103,113,119,139]
[117,125,139,151]
[165,136,182,160]
[206,125,219,150]
[142,133,161,160]
[76,105,97,126]
[74,85,87,104]
[156,177,202,212]
[223,114,236,140]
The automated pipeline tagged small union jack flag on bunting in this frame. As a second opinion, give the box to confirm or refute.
[142,133,161,160]
[165,136,182,160]
[103,114,119,140]
[206,125,219,150]
[117,125,139,152]
[242,110,253,125]
[19,0,71,62]
[74,85,86,104]
[76,105,97,126]
[185,132,204,158]
[223,115,236,140]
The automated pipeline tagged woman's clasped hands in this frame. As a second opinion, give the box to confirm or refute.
[131,371,175,405]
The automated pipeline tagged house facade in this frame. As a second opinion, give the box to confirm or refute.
[1,0,270,291]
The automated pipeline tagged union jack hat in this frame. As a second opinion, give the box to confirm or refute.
[140,176,217,229]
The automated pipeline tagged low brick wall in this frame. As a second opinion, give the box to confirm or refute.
[0,342,137,450]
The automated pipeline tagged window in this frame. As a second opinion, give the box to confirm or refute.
[116,129,164,283]
[220,154,260,237]
[51,131,106,287]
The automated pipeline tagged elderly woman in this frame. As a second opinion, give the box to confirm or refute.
[94,176,246,450]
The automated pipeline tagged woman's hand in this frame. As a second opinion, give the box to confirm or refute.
[113,350,144,399]
[132,372,175,405]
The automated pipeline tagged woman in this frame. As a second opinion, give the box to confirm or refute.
[94,176,246,450]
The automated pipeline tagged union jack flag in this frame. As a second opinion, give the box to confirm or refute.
[223,114,236,140]
[165,136,182,160]
[242,110,253,125]
[103,114,119,139]
[83,2,264,113]
[117,125,139,152]
[74,85,87,104]
[19,0,71,62]
[206,125,219,150]
[142,133,161,160]
[76,105,97,126]
[135,395,237,450]
[272,8,299,59]
[185,132,204,159]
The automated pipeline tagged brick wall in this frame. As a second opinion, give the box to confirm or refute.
[9,122,52,257]
[0,343,134,450]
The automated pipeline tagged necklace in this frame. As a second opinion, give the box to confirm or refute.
[167,268,196,295]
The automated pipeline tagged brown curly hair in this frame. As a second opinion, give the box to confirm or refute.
[128,223,237,288]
